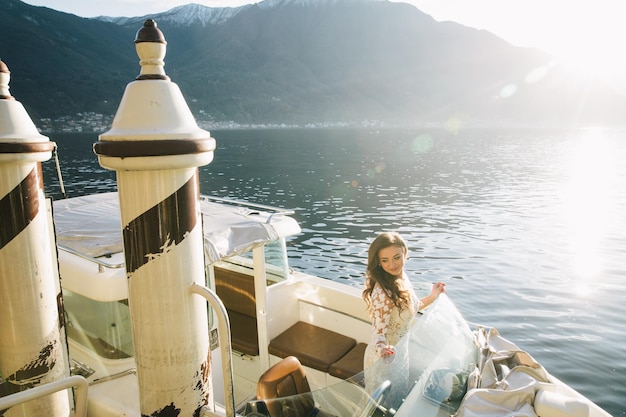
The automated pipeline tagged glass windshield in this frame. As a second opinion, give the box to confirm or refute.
[63,289,134,359]
[264,239,289,281]
[217,238,290,283]
[244,376,385,417]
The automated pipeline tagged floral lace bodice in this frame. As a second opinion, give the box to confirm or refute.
[364,274,420,368]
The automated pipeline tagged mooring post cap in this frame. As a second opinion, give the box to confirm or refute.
[135,19,166,44]
[0,60,53,161]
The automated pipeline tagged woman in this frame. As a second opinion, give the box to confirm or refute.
[362,232,446,408]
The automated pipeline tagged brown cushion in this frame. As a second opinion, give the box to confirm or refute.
[328,343,367,379]
[214,266,259,356]
[229,310,259,356]
[215,266,257,318]
[269,321,356,372]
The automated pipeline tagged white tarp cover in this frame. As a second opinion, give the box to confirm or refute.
[454,328,559,417]
[52,192,300,263]
[53,193,124,257]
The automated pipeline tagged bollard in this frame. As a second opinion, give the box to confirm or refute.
[93,20,217,416]
[0,60,71,416]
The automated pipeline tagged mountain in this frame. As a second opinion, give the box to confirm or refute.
[0,0,137,121]
[1,0,624,129]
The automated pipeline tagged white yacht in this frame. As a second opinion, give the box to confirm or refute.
[9,191,606,417]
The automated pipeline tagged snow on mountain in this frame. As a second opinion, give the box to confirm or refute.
[95,3,249,26]
[96,0,385,27]
[259,0,383,7]
[156,3,249,26]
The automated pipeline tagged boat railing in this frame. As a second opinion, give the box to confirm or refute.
[200,195,295,223]
[90,368,137,386]
[57,244,125,273]
[189,283,236,417]
[0,375,88,417]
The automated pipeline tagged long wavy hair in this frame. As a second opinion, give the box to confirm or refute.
[362,232,412,314]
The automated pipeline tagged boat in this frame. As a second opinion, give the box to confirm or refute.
[0,18,613,417]
[0,190,608,417]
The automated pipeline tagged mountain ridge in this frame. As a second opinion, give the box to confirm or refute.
[96,3,249,26]
[1,0,624,130]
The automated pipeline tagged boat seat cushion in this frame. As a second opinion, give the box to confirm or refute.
[269,321,356,373]
[215,266,257,318]
[328,342,367,380]
[228,311,259,356]
[214,266,259,356]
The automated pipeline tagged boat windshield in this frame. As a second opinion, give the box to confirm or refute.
[244,375,386,417]
[220,238,290,283]
[63,289,134,359]
[244,295,476,417]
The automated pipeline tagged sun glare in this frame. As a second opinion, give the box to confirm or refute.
[523,2,626,92]
[404,0,626,93]
[554,36,624,89]
[561,129,616,294]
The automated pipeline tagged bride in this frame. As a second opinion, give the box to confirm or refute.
[362,232,446,409]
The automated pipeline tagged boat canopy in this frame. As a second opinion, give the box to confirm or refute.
[52,192,301,263]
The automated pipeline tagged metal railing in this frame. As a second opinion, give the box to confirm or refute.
[0,375,88,417]
[58,244,125,273]
[200,195,295,223]
[189,283,236,417]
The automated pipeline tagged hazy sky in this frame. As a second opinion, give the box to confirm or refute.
[22,0,626,90]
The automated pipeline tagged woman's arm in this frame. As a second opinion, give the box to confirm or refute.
[370,284,394,357]
[419,282,446,310]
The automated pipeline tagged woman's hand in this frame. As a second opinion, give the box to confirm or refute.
[375,340,396,363]
[432,282,446,296]
[420,282,447,310]
[381,344,396,364]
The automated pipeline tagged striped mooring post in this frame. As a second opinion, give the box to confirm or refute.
[0,60,71,416]
[93,20,217,416]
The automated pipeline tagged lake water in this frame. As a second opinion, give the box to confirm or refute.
[43,127,625,416]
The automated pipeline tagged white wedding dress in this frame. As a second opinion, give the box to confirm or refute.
[363,273,420,409]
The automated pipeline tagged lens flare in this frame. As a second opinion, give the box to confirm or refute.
[499,83,518,98]
[411,133,434,155]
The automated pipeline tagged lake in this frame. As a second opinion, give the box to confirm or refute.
[43,127,626,416]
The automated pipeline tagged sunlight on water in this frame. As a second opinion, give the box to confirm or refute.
[561,129,616,296]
